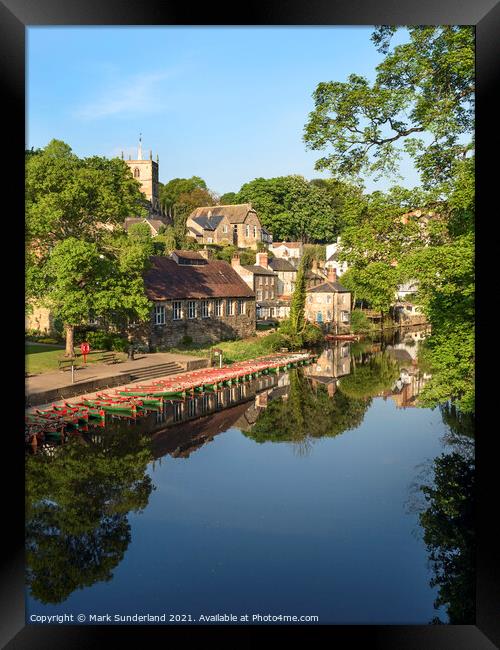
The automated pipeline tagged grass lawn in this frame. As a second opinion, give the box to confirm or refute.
[25,343,127,375]
[170,333,281,364]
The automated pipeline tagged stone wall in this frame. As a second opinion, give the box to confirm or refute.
[146,298,256,349]
[236,212,262,249]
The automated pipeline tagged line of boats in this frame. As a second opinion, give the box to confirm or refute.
[25,352,316,445]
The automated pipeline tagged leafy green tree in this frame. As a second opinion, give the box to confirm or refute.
[220,191,238,204]
[26,140,153,356]
[289,256,308,334]
[40,237,152,356]
[26,140,147,254]
[235,175,346,242]
[304,26,474,188]
[399,233,474,412]
[159,176,208,216]
[26,429,154,604]
[127,222,154,256]
[341,262,399,320]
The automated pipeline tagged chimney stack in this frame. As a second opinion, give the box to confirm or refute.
[327,267,337,283]
[231,254,241,269]
[256,251,268,268]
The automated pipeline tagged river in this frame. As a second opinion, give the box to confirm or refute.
[25,326,474,625]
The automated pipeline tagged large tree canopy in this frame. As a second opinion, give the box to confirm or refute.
[26,140,153,355]
[234,175,355,242]
[303,26,474,188]
[26,140,147,253]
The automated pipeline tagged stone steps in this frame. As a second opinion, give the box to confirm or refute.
[128,362,184,382]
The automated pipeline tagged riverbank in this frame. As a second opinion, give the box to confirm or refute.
[25,352,209,408]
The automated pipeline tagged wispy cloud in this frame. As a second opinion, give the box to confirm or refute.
[74,68,180,120]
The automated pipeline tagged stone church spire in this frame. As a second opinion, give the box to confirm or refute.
[137,133,143,160]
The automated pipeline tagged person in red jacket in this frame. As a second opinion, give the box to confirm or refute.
[80,341,90,364]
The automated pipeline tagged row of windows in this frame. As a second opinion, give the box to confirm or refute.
[258,276,274,285]
[154,299,246,325]
[256,290,275,301]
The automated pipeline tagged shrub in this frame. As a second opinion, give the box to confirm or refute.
[181,335,193,346]
[350,310,373,334]
[110,336,128,352]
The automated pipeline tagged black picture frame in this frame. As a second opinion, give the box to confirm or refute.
[3,0,498,646]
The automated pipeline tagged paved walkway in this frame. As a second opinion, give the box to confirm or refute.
[26,352,208,408]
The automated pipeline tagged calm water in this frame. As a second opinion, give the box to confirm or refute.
[25,328,475,625]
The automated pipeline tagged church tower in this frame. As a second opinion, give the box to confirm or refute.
[124,134,162,215]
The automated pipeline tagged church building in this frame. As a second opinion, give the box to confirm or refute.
[123,135,164,219]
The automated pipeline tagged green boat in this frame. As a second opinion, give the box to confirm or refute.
[82,399,137,415]
[118,388,185,398]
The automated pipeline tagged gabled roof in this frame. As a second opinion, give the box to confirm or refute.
[307,280,350,293]
[145,256,255,300]
[268,258,296,272]
[190,203,256,224]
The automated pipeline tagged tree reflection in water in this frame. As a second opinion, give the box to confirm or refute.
[409,403,475,624]
[26,427,154,605]
[244,369,370,451]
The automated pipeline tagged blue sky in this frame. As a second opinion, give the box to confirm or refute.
[27,26,419,195]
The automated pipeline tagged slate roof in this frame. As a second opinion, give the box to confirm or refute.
[190,214,225,231]
[145,256,255,300]
[307,280,350,293]
[242,265,277,276]
[190,203,256,224]
[268,258,296,272]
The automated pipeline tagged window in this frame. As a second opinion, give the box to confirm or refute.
[134,167,140,178]
[207,237,213,244]
[237,299,245,315]
[327,311,332,320]
[308,295,313,303]
[327,295,332,303]
[253,226,257,238]
[154,305,166,325]
[214,299,223,317]
[257,290,263,301]
[264,290,268,299]
[226,299,234,316]
[188,301,196,319]
[270,291,274,299]
[223,225,228,233]
[246,225,250,237]
[341,311,350,323]
[201,300,209,318]
[259,276,263,285]
[172,301,182,320]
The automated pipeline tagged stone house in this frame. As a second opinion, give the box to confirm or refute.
[270,241,303,263]
[142,250,255,349]
[187,204,270,249]
[305,268,352,332]
[230,252,280,320]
